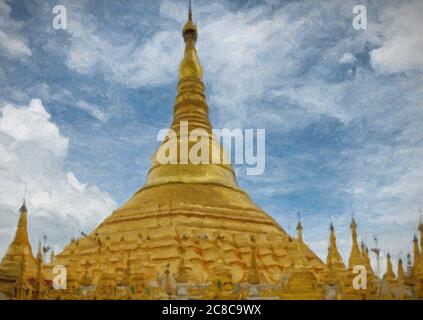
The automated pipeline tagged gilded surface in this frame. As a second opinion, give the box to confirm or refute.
[1,7,422,301]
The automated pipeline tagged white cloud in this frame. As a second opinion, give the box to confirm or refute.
[0,99,68,157]
[58,0,422,124]
[0,99,116,257]
[0,29,31,57]
[272,83,352,123]
[340,52,355,64]
[344,144,423,226]
[60,0,358,127]
[0,0,31,58]
[370,1,423,73]
[76,100,108,123]
[65,2,182,87]
[66,172,87,193]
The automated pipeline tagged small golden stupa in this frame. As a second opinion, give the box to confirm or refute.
[0,201,39,299]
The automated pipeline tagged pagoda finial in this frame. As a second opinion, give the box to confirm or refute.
[179,0,202,80]
[350,217,358,244]
[20,198,27,213]
[296,212,303,243]
[351,217,357,231]
[182,0,197,41]
[329,223,336,246]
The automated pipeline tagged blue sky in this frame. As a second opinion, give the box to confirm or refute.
[1,0,422,274]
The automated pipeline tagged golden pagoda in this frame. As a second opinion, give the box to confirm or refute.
[384,254,395,281]
[0,201,38,299]
[347,218,364,270]
[326,223,346,273]
[321,223,345,299]
[340,218,368,300]
[393,258,410,300]
[377,253,396,299]
[2,2,423,301]
[47,3,325,299]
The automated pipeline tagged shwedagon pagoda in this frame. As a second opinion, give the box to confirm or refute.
[0,5,422,300]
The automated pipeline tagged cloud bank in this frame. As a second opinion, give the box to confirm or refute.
[0,99,116,257]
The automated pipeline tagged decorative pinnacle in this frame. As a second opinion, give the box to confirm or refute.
[329,223,336,247]
[182,0,198,42]
[350,217,357,230]
[37,241,43,261]
[19,198,27,213]
[296,212,302,230]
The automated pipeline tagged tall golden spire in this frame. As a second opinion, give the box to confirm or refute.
[12,200,31,248]
[7,200,34,256]
[348,218,362,270]
[326,223,345,271]
[384,253,395,281]
[145,0,240,190]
